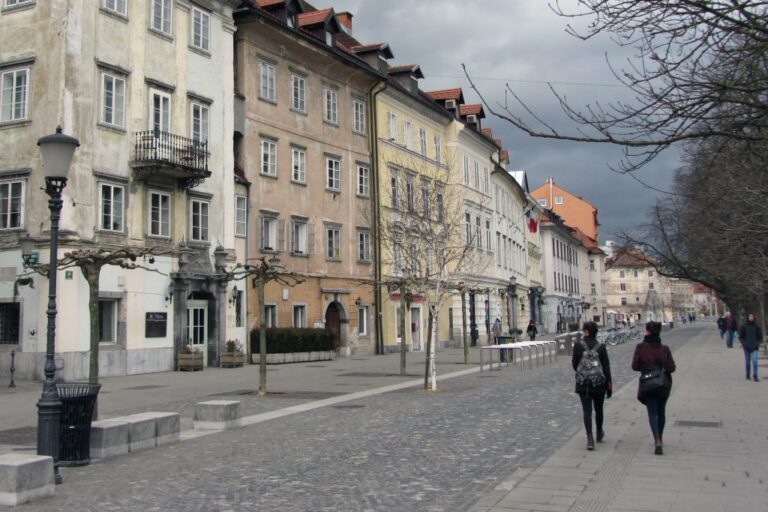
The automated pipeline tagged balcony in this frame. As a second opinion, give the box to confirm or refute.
[132,130,211,189]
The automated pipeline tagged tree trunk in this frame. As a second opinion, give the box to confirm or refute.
[400,285,408,377]
[461,290,468,364]
[258,275,267,396]
[430,305,439,391]
[84,266,101,418]
[424,306,433,390]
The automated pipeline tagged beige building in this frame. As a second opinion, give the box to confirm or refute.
[233,3,382,355]
[0,0,240,379]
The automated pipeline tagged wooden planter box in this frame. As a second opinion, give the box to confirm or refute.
[178,352,204,372]
[220,352,245,368]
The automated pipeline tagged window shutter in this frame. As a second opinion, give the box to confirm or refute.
[307,223,316,255]
[277,219,286,252]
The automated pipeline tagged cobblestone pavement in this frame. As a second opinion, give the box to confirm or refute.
[17,330,691,511]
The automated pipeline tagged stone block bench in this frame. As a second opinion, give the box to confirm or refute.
[0,453,54,507]
[90,412,180,460]
[194,400,241,430]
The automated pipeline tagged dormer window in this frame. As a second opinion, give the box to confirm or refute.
[325,30,333,46]
[287,15,295,28]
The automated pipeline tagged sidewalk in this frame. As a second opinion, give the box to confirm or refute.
[473,327,768,512]
[0,345,487,454]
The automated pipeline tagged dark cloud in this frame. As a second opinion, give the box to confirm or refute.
[331,0,679,242]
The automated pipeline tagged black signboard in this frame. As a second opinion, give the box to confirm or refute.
[145,312,167,338]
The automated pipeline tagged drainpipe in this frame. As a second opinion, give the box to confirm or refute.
[368,79,388,354]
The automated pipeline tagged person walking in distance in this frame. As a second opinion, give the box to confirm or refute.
[572,321,612,450]
[716,315,725,340]
[739,313,763,382]
[526,320,538,341]
[724,311,737,348]
[632,321,676,455]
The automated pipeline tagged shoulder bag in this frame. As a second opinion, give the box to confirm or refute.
[639,368,665,393]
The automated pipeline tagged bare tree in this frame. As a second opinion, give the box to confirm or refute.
[372,153,488,388]
[465,0,768,171]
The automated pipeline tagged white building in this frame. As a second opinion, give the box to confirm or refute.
[0,0,241,380]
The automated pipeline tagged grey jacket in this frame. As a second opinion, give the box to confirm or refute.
[739,321,763,351]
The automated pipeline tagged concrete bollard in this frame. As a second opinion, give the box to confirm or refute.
[90,419,130,459]
[0,454,55,507]
[193,400,241,430]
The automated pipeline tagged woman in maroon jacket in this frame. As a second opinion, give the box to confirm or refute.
[632,321,676,455]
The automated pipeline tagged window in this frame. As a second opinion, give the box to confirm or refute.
[235,195,247,237]
[149,89,171,132]
[390,174,399,208]
[190,102,209,143]
[100,184,124,232]
[433,135,441,162]
[648,270,654,277]
[290,219,307,254]
[620,283,626,291]
[358,305,368,335]
[649,282,655,290]
[264,305,277,327]
[291,74,305,112]
[403,120,412,148]
[436,192,444,223]
[191,8,210,52]
[151,0,172,35]
[326,156,341,191]
[0,180,24,229]
[405,180,414,212]
[591,283,596,295]
[358,230,370,261]
[0,303,20,344]
[190,199,209,241]
[234,290,243,327]
[260,216,277,251]
[392,242,402,273]
[326,225,341,259]
[485,220,491,250]
[633,269,638,277]
[261,138,277,176]
[291,146,306,183]
[103,0,126,16]
[473,162,480,189]
[259,61,275,101]
[387,112,397,141]
[5,0,34,6]
[98,300,116,342]
[465,213,472,246]
[323,87,337,124]
[619,270,625,278]
[421,184,429,216]
[475,216,482,249]
[149,191,170,237]
[590,259,595,271]
[483,166,490,194]
[357,164,369,197]
[1,68,28,122]
[293,305,306,328]
[101,73,125,128]
[555,195,564,205]
[621,297,627,306]
[353,98,365,133]
[418,128,427,155]
[538,198,546,207]
[463,156,469,184]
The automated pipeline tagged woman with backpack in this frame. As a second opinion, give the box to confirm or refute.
[572,321,612,450]
[632,320,676,455]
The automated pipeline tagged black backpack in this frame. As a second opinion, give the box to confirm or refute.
[575,340,606,387]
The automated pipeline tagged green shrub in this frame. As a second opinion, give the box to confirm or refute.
[250,328,334,354]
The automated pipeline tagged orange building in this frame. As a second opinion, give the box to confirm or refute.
[531,178,599,242]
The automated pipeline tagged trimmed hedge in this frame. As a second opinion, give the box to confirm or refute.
[250,328,335,354]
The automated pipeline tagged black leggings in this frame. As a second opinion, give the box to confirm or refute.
[579,392,605,435]
[644,395,668,438]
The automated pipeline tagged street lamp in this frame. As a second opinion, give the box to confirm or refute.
[36,126,80,484]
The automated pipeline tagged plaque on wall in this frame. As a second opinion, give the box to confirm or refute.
[145,312,168,338]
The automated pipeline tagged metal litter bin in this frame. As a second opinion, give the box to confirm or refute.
[57,382,101,466]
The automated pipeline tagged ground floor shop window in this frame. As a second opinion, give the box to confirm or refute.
[0,302,20,344]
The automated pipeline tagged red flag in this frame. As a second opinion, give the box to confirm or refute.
[528,217,538,233]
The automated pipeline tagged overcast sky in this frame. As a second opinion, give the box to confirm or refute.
[329,0,680,242]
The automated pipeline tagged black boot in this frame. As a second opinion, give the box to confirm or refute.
[654,435,663,455]
[596,430,605,443]
[587,433,595,451]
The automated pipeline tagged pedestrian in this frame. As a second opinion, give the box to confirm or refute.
[724,311,737,348]
[526,320,538,341]
[738,313,763,382]
[632,320,676,455]
[491,317,501,343]
[572,321,612,451]
[716,315,725,339]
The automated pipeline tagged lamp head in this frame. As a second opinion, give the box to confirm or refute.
[213,244,228,271]
[38,126,80,179]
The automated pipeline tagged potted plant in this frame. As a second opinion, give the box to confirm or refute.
[220,339,245,368]
[178,345,204,371]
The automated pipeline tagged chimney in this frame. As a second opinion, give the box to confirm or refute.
[337,11,353,35]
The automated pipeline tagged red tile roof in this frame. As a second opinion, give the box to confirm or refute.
[254,0,285,7]
[298,8,332,27]
[481,128,493,137]
[388,64,424,79]
[459,104,484,117]
[426,88,463,101]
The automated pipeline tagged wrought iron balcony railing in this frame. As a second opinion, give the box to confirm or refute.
[132,130,210,188]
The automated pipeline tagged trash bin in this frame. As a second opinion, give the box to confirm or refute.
[57,382,101,466]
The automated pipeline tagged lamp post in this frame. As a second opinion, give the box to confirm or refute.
[36,126,80,484]
[507,277,517,336]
